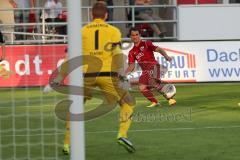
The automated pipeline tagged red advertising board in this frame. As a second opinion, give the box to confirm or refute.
[0,45,67,87]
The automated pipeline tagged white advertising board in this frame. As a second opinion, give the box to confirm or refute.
[178,5,240,40]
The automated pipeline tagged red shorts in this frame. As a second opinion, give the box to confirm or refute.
[139,64,160,85]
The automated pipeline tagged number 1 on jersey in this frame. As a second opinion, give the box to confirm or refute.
[95,30,99,50]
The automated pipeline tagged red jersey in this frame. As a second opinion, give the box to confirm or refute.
[128,40,158,71]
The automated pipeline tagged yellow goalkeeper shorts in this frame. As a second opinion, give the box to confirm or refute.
[84,75,127,104]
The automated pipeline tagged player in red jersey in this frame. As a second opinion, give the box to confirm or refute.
[125,27,176,107]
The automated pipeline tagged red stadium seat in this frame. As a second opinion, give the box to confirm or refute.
[177,0,217,4]
[135,23,154,37]
[28,12,36,33]
[58,11,67,22]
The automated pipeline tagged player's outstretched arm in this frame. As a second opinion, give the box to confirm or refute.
[125,63,135,76]
[155,47,172,62]
[119,63,135,81]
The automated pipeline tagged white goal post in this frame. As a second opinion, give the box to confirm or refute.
[67,0,85,160]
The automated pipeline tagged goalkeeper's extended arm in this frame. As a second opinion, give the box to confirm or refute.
[44,49,68,93]
[44,68,66,93]
[50,58,68,86]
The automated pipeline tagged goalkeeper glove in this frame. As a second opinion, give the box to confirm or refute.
[50,75,64,87]
[43,75,64,93]
[43,84,53,93]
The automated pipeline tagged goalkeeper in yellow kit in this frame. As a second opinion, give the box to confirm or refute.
[55,2,136,154]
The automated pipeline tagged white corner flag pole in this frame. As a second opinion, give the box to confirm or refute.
[67,1,85,160]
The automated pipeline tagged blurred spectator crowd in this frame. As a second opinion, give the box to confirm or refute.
[0,0,67,41]
[0,0,239,42]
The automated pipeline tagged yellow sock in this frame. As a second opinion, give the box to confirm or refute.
[117,103,134,139]
[64,119,70,145]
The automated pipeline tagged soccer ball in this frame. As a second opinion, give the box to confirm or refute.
[160,84,176,99]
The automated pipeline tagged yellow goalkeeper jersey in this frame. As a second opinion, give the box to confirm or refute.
[82,18,123,73]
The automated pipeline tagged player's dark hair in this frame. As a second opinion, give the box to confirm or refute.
[92,2,108,19]
[129,27,141,35]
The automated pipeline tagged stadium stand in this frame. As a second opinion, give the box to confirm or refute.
[177,0,218,4]
[2,0,238,44]
[126,0,154,37]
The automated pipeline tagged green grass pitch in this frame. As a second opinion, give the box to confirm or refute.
[0,83,240,160]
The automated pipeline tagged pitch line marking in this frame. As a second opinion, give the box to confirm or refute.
[1,125,240,138]
[86,125,240,134]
